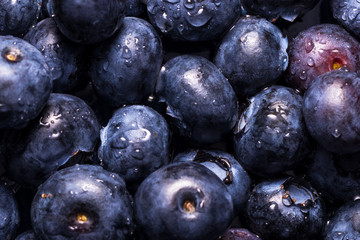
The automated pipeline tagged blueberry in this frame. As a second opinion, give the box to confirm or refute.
[0,184,20,240]
[218,228,262,240]
[156,55,239,144]
[0,35,52,129]
[98,105,170,192]
[214,15,289,100]
[246,177,325,240]
[49,0,125,44]
[135,161,234,240]
[24,18,88,93]
[324,199,360,239]
[0,0,41,36]
[14,230,36,240]
[90,17,163,107]
[31,164,134,240]
[285,24,360,92]
[233,85,311,177]
[146,0,241,41]
[173,149,251,215]
[124,0,145,17]
[240,0,320,22]
[331,0,360,39]
[308,146,360,203]
[5,93,100,187]
[303,69,360,154]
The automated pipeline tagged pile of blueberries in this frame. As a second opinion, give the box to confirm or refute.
[2,0,360,239]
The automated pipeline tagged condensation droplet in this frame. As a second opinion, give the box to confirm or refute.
[305,40,314,53]
[332,129,341,138]
[300,70,307,80]
[307,57,315,67]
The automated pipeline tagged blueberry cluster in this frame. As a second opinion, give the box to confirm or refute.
[1,0,360,239]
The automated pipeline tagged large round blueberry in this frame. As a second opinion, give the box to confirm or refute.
[331,0,360,39]
[156,55,239,144]
[0,184,20,240]
[246,177,325,240]
[173,149,251,215]
[233,85,311,177]
[240,0,319,22]
[303,69,360,154]
[308,146,360,203]
[24,18,88,93]
[31,164,134,240]
[285,24,360,92]
[135,162,234,240]
[0,35,52,129]
[146,0,241,41]
[49,0,125,44]
[324,199,360,239]
[90,17,163,107]
[214,15,288,100]
[0,0,41,36]
[98,105,170,192]
[5,93,100,187]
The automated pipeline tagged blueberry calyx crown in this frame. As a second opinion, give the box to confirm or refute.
[67,209,98,233]
[2,47,23,63]
[194,151,233,184]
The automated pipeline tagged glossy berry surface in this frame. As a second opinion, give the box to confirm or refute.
[156,55,239,144]
[98,105,170,192]
[303,69,360,154]
[146,0,241,41]
[135,162,234,240]
[5,93,100,187]
[285,24,360,92]
[90,17,163,107]
[214,15,289,100]
[218,228,262,240]
[0,35,52,129]
[324,199,360,239]
[173,149,251,215]
[0,184,20,240]
[49,0,125,44]
[246,177,325,240]
[241,0,319,22]
[0,0,40,36]
[233,85,310,177]
[24,18,87,93]
[31,164,134,240]
[331,0,360,39]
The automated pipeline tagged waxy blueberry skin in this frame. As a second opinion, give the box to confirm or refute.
[135,162,234,240]
[0,35,52,129]
[303,70,360,154]
[90,17,163,107]
[214,15,289,100]
[49,0,125,44]
[156,55,239,144]
[0,184,20,240]
[219,228,262,240]
[0,0,41,36]
[146,0,241,41]
[5,93,101,187]
[331,0,360,39]
[24,18,88,93]
[98,105,170,192]
[31,164,134,240]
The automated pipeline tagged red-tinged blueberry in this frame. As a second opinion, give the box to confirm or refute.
[49,0,125,44]
[0,184,20,240]
[98,105,170,193]
[240,0,319,22]
[134,162,234,240]
[246,177,325,240]
[218,228,262,240]
[303,69,360,154]
[24,18,88,93]
[31,164,134,240]
[324,199,360,239]
[0,0,41,36]
[214,15,289,100]
[285,24,360,92]
[5,93,100,187]
[0,35,52,129]
[90,17,163,107]
[156,55,239,144]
